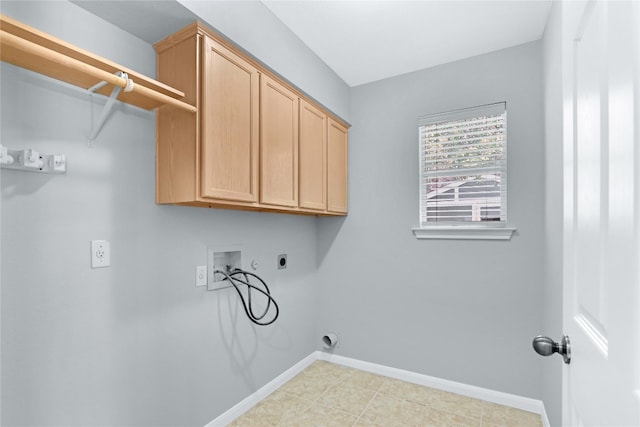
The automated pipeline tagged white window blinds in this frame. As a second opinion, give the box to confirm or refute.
[418,102,507,226]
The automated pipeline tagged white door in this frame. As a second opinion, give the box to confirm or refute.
[563,1,640,425]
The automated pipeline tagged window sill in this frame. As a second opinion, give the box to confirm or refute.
[412,226,516,241]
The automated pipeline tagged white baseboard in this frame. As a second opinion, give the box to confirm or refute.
[205,352,318,427]
[206,351,549,427]
[318,352,550,427]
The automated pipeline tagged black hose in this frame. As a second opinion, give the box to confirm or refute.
[215,269,279,326]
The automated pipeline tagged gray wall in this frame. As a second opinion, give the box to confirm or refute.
[541,2,564,425]
[0,1,341,425]
[177,0,351,123]
[1,1,553,425]
[317,41,546,400]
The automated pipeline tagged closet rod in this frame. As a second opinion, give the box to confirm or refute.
[0,29,197,114]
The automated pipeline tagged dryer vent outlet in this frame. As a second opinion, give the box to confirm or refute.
[322,333,338,349]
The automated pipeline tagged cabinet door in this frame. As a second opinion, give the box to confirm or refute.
[260,75,299,208]
[327,118,348,214]
[299,99,327,210]
[201,36,259,202]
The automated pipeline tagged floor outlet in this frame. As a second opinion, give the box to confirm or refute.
[91,240,110,268]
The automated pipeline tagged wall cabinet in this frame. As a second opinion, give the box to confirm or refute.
[201,36,259,203]
[260,75,299,208]
[299,100,327,211]
[328,118,348,214]
[155,22,348,215]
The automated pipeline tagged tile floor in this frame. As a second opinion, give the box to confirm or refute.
[228,361,543,427]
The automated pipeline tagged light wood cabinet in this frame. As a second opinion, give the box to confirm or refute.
[328,118,348,214]
[201,36,259,202]
[260,75,299,208]
[155,22,348,215]
[155,28,200,205]
[299,99,327,211]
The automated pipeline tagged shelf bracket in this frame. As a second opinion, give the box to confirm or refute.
[88,71,134,143]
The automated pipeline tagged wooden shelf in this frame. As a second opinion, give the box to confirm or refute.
[0,14,196,113]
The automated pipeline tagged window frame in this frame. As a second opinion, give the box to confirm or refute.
[412,102,515,240]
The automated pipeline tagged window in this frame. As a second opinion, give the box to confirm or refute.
[413,102,515,240]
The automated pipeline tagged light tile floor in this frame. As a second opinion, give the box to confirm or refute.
[228,361,543,427]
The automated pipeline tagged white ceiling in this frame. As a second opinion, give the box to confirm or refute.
[261,0,552,86]
[72,0,553,88]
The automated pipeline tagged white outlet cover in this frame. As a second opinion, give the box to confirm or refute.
[195,265,207,287]
[91,240,110,268]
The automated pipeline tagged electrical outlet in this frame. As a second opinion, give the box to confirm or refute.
[91,240,110,268]
[195,266,207,287]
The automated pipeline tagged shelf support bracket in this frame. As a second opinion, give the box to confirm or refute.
[88,71,134,143]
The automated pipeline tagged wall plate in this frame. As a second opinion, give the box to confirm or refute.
[195,265,207,287]
[91,240,110,268]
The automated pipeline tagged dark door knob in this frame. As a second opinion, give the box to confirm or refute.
[532,335,571,364]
